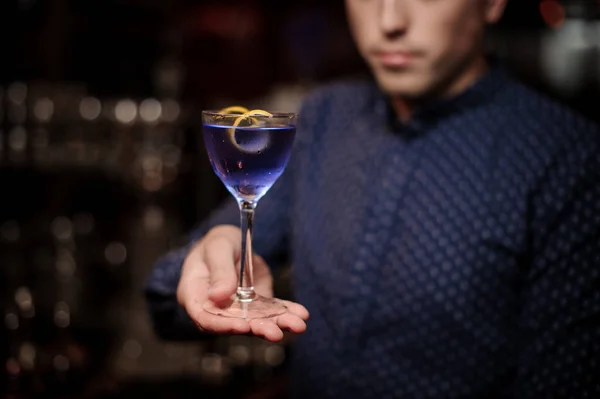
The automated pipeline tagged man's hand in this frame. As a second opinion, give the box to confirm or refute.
[176,225,309,342]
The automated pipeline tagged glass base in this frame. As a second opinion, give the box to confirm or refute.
[203,294,288,319]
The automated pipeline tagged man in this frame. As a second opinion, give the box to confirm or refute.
[146,0,600,397]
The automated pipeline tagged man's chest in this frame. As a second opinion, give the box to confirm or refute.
[289,125,529,330]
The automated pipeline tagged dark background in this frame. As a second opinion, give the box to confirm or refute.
[1,0,599,398]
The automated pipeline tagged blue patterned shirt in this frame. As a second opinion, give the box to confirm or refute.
[145,67,600,398]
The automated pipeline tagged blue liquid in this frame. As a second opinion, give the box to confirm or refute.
[203,124,296,202]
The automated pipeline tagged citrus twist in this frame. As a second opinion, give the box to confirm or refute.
[218,106,273,153]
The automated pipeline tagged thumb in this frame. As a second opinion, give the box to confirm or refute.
[202,236,239,303]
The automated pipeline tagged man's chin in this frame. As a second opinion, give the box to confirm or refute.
[371,70,432,99]
[376,80,429,100]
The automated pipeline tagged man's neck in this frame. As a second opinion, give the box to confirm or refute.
[391,55,490,123]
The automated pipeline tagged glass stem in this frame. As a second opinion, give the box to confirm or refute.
[237,200,256,301]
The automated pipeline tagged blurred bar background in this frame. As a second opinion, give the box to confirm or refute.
[0,0,598,398]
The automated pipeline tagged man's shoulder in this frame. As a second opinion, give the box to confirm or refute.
[494,74,599,144]
[490,73,599,182]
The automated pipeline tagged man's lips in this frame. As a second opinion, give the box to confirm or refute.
[374,51,416,68]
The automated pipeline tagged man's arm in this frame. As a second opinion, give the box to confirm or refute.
[515,129,600,397]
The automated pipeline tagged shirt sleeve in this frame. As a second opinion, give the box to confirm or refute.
[514,128,600,397]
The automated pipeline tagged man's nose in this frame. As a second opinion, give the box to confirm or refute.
[380,0,408,37]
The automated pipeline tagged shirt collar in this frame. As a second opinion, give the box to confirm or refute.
[371,63,509,136]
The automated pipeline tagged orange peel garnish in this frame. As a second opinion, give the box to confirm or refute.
[218,106,273,153]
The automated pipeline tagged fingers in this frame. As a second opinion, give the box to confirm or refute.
[249,312,307,342]
[280,300,310,320]
[248,300,309,342]
[276,312,307,333]
[192,305,307,339]
[249,319,284,342]
[187,298,308,340]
